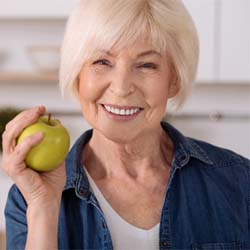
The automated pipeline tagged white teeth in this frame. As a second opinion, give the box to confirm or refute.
[104,105,140,116]
[114,108,120,115]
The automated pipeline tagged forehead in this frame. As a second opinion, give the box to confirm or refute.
[96,40,163,59]
[113,41,160,54]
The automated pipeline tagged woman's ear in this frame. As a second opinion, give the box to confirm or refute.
[76,75,80,92]
[168,68,180,98]
[168,79,179,98]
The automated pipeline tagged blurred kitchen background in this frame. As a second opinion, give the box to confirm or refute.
[0,0,249,248]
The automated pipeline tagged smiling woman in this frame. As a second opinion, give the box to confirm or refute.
[2,0,250,250]
[77,40,178,143]
[59,0,199,111]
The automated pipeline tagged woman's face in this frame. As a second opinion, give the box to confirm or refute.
[78,40,178,142]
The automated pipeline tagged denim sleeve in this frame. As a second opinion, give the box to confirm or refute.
[4,184,27,250]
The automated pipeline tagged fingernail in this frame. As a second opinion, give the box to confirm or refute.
[38,105,44,110]
[36,106,45,113]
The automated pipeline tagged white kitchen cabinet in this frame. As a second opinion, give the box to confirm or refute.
[219,0,250,82]
[182,0,216,82]
[183,0,250,84]
[0,0,79,18]
[169,117,250,159]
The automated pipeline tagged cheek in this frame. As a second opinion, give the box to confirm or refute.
[144,79,170,107]
[78,78,100,124]
[78,74,103,102]
[142,77,170,122]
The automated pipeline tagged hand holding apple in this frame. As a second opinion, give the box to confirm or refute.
[2,106,67,216]
[17,114,70,172]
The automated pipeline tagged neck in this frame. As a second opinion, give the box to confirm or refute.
[83,125,174,180]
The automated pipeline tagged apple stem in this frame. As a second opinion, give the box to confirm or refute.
[48,113,52,125]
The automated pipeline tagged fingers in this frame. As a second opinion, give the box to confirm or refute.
[0,105,67,209]
[12,132,44,165]
[2,132,44,178]
[1,105,45,177]
[4,106,45,132]
[2,106,46,154]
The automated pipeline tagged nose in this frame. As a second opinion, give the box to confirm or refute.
[109,66,135,97]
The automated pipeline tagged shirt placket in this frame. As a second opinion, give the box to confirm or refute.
[89,193,114,250]
[159,162,179,250]
[159,192,173,249]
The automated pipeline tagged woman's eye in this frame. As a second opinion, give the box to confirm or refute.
[93,59,110,66]
[139,63,158,69]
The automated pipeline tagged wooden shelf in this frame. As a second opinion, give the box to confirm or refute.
[0,71,58,82]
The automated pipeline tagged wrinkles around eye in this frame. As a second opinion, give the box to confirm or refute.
[138,63,158,69]
[90,57,161,74]
[93,59,111,66]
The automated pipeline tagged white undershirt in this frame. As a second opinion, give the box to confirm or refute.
[84,168,160,250]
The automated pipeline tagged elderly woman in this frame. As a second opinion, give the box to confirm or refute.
[2,0,250,249]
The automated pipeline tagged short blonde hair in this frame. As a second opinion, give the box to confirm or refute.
[59,0,199,111]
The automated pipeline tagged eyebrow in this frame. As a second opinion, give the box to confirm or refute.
[100,50,162,58]
[137,50,162,58]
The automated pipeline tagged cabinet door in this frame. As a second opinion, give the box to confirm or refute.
[170,118,250,159]
[0,0,79,18]
[219,0,250,82]
[182,0,216,82]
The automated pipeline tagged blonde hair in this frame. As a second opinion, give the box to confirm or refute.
[59,0,199,111]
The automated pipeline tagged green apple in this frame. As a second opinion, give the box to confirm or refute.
[17,114,70,172]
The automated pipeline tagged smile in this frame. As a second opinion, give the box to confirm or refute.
[102,104,142,116]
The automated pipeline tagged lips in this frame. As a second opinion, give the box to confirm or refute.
[101,104,143,117]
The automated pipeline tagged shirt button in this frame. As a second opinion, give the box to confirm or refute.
[79,190,88,196]
[161,241,168,247]
[180,155,187,161]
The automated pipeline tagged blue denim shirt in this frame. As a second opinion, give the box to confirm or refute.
[5,122,250,250]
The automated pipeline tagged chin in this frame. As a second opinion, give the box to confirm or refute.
[95,125,141,144]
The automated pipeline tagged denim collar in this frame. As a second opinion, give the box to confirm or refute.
[161,122,214,168]
[64,121,214,193]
